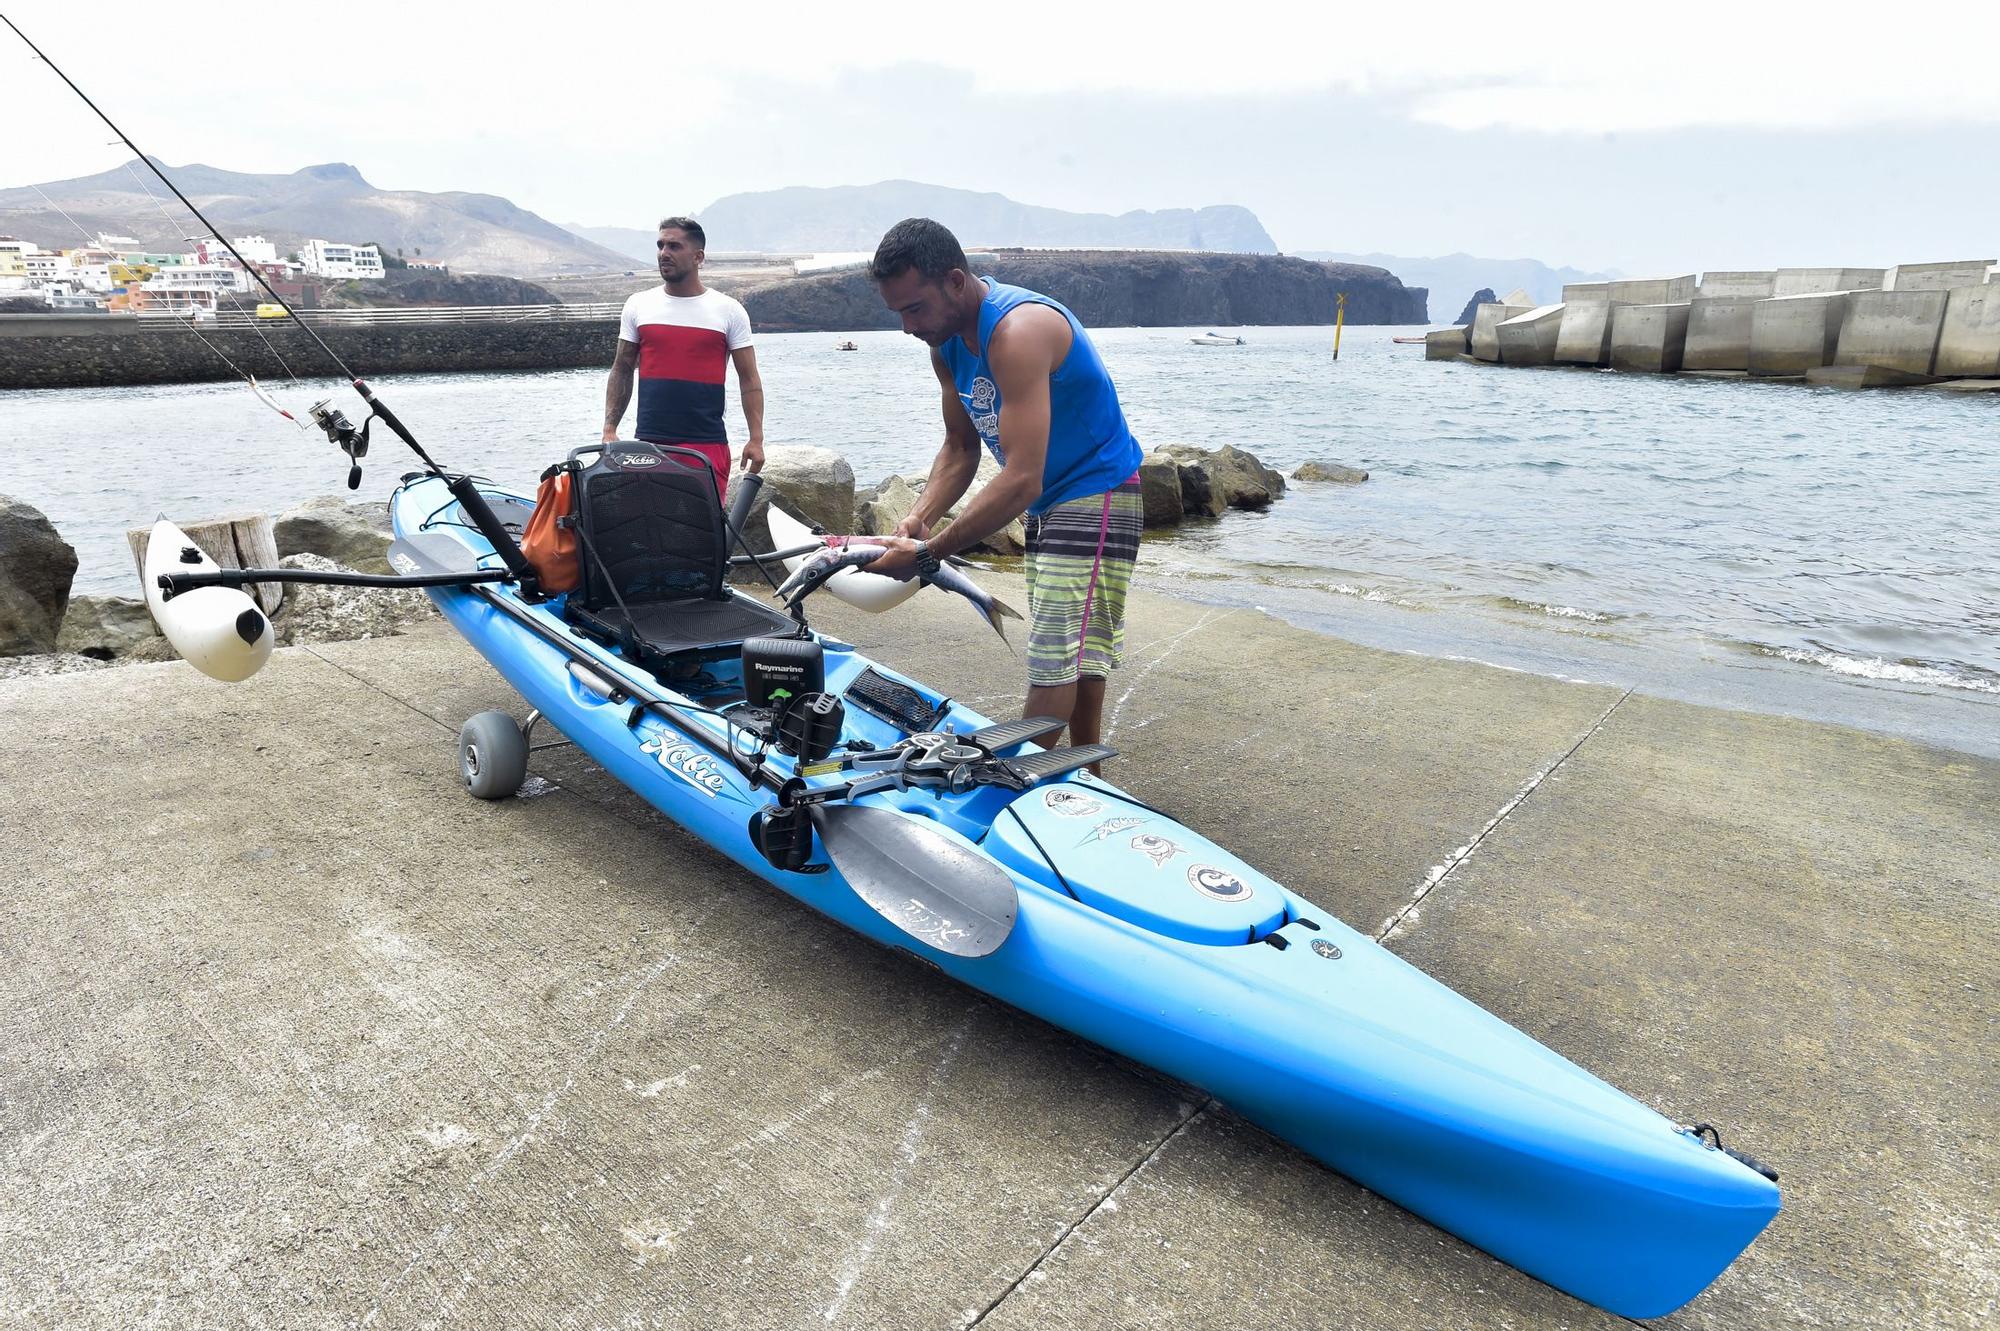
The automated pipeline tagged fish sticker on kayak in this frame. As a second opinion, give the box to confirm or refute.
[640,736,729,798]
[1131,833,1186,868]
[1043,789,1103,818]
[1188,864,1252,902]
[1077,816,1147,846]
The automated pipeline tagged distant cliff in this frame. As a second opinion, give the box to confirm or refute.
[743,251,1427,332]
[693,181,1277,255]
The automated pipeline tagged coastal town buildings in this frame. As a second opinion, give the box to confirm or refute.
[0,232,380,312]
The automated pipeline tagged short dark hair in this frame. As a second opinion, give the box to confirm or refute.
[869,217,968,284]
[658,216,706,248]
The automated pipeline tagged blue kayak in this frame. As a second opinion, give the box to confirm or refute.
[388,466,1778,1319]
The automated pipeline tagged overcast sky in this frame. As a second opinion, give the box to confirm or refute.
[3,1,1996,273]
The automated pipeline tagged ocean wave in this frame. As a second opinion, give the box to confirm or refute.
[1763,647,2000,695]
[1496,596,1614,624]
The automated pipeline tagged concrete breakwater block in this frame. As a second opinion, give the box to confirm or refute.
[1882,259,1996,291]
[1556,302,1615,366]
[1684,296,1762,371]
[1697,271,1776,299]
[1609,275,1697,305]
[1805,365,1937,389]
[1469,303,1532,362]
[1425,327,1469,360]
[1608,303,1691,373]
[1495,304,1565,366]
[1834,290,1948,375]
[1560,281,1610,304]
[1750,291,1852,375]
[1772,267,1884,297]
[1934,283,2000,378]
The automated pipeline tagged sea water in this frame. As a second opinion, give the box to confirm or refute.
[4,325,1994,754]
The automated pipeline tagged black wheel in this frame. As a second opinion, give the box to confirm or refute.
[458,710,528,800]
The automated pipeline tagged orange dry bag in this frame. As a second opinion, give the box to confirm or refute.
[521,463,580,594]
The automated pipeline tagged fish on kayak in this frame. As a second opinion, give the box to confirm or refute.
[778,535,1023,645]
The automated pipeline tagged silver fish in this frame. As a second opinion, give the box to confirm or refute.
[775,541,887,602]
[783,535,1023,645]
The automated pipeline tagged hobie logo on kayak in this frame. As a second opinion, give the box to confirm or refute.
[1188,864,1252,902]
[612,448,663,469]
[1076,816,1145,846]
[390,551,418,574]
[640,736,728,797]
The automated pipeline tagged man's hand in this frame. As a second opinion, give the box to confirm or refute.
[601,425,620,444]
[893,513,930,540]
[866,534,924,581]
[740,436,766,474]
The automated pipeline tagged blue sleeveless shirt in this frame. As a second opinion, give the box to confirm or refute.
[939,280,1143,515]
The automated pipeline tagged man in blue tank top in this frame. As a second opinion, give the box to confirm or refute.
[864,218,1144,764]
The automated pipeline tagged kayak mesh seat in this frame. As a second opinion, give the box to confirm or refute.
[562,441,795,669]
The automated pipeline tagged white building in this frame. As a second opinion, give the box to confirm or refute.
[144,263,251,300]
[231,235,278,264]
[24,252,64,281]
[0,238,34,276]
[300,239,386,280]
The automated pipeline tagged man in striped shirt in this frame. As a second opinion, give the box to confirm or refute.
[602,217,763,497]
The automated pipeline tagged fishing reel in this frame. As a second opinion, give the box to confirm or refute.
[307,398,373,490]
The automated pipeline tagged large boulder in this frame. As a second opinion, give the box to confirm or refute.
[1294,460,1369,484]
[855,474,922,537]
[1138,453,1184,527]
[1159,444,1286,516]
[275,497,394,574]
[273,553,437,646]
[0,497,78,656]
[56,593,158,660]
[732,446,856,568]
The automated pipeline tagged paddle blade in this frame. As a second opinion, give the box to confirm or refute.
[809,803,1018,957]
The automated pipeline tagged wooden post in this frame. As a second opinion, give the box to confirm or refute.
[1333,291,1347,360]
[128,513,283,615]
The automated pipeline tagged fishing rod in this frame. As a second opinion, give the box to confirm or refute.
[1,12,539,592]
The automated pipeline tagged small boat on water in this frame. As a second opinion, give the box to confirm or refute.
[1190,331,1245,346]
[834,340,858,351]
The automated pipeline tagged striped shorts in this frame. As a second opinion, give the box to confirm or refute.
[1023,475,1144,687]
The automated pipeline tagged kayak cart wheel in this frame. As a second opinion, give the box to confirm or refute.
[458,710,529,800]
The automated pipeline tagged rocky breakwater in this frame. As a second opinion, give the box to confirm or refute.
[3,446,1367,676]
[742,250,1427,333]
[0,494,435,679]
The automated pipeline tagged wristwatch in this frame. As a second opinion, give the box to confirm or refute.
[913,539,942,583]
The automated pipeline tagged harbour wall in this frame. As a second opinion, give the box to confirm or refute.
[0,313,619,390]
[1445,258,2000,388]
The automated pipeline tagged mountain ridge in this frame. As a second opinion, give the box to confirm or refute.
[0,159,635,278]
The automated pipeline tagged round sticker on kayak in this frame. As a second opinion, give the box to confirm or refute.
[1311,939,1343,960]
[1187,864,1252,902]
[1043,789,1103,818]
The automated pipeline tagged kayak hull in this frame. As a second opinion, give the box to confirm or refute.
[391,475,1778,1318]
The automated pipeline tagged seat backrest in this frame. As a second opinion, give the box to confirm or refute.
[570,442,726,609]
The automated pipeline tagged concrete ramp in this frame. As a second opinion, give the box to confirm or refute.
[1882,259,1995,291]
[1935,283,2000,377]
[1469,303,1533,362]
[1772,268,1884,297]
[1697,271,1777,299]
[1684,297,1763,371]
[1609,303,1692,373]
[1496,303,1565,366]
[1751,292,1853,375]
[1834,290,1948,375]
